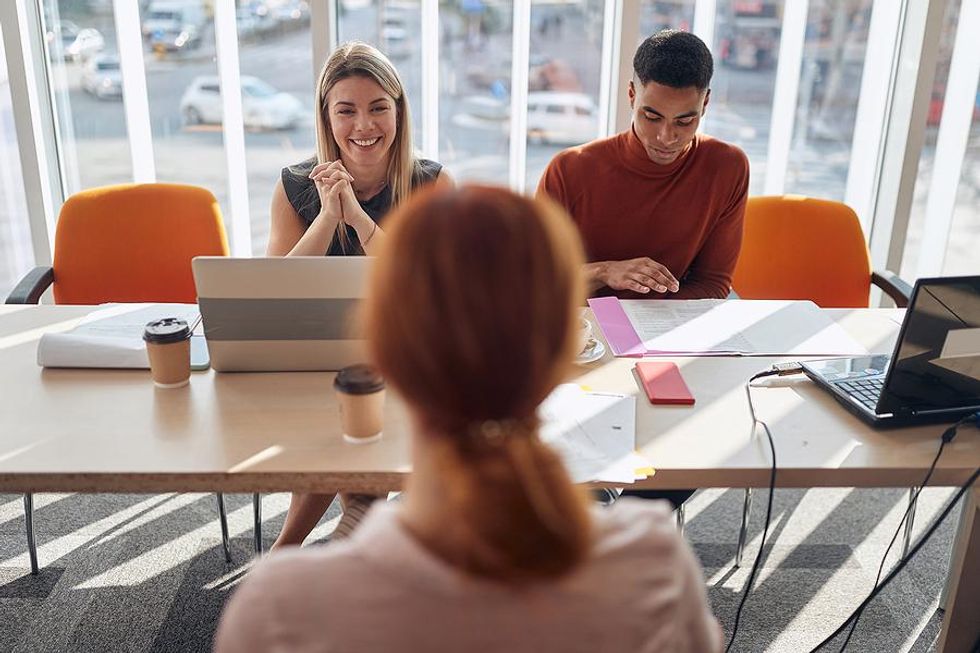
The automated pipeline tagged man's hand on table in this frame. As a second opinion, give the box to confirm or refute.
[586,258,680,295]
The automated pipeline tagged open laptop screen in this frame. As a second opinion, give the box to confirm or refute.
[879,276,980,415]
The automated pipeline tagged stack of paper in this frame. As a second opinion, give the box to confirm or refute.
[539,384,652,484]
[37,303,202,369]
[590,297,868,357]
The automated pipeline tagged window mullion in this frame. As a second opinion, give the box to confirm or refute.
[867,0,948,274]
[762,0,809,195]
[2,0,60,268]
[915,0,980,277]
[508,0,531,192]
[844,0,903,234]
[113,0,155,183]
[214,0,252,256]
[420,0,439,159]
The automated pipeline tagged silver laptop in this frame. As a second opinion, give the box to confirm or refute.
[192,257,371,372]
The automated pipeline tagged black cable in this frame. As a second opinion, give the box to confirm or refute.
[837,413,976,651]
[724,369,779,653]
[810,464,980,652]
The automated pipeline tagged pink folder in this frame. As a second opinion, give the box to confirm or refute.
[588,297,646,357]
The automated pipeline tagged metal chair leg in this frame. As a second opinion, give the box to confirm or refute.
[676,503,686,534]
[253,493,262,555]
[216,493,232,563]
[24,493,39,575]
[736,488,753,568]
[903,487,918,557]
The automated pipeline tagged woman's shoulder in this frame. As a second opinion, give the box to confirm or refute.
[412,158,444,187]
[281,155,317,191]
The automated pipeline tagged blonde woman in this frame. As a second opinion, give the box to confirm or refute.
[216,186,721,652]
[268,40,451,257]
[269,42,451,549]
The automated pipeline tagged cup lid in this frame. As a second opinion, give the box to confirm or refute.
[143,318,192,344]
[334,364,385,395]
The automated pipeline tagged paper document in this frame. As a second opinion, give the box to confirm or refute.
[539,384,649,484]
[590,297,868,357]
[37,303,202,369]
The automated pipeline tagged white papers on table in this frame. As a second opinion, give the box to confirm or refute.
[619,299,867,356]
[37,303,200,369]
[539,384,649,484]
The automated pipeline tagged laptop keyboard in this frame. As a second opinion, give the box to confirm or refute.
[837,378,884,411]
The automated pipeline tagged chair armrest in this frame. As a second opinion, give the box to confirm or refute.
[5,266,54,304]
[871,270,912,308]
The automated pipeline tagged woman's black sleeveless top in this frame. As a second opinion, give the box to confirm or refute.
[281,156,442,256]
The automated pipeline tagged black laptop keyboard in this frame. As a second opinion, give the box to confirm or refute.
[837,378,885,411]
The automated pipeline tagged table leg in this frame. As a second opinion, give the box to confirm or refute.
[253,493,262,554]
[24,493,38,575]
[937,484,979,653]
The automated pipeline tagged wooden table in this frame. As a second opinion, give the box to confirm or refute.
[1,304,977,651]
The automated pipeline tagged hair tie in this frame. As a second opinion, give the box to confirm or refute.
[466,417,538,445]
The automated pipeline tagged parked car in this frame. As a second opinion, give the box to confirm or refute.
[62,27,105,62]
[179,75,304,130]
[149,26,200,52]
[142,0,207,48]
[526,92,598,145]
[81,54,122,99]
[452,91,599,146]
[272,0,310,24]
[381,15,411,59]
[236,9,261,38]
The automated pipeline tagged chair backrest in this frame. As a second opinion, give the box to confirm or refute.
[731,195,873,308]
[52,183,229,304]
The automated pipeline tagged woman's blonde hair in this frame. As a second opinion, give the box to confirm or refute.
[315,41,419,212]
[363,184,592,583]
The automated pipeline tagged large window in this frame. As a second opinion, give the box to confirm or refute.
[439,0,513,185]
[783,0,873,200]
[524,0,605,190]
[701,0,784,196]
[237,3,313,254]
[41,0,132,193]
[5,0,978,279]
[0,23,33,299]
[902,0,980,279]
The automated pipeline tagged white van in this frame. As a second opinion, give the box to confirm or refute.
[142,0,207,45]
[526,91,599,146]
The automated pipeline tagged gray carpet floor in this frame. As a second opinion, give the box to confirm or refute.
[0,485,965,652]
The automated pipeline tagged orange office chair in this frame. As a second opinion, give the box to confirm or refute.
[731,195,911,308]
[5,183,258,570]
[728,195,914,567]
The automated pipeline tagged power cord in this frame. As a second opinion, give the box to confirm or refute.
[725,364,800,652]
[808,464,979,651]
[722,366,979,653]
[836,412,978,651]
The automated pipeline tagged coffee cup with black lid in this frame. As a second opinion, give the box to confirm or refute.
[144,318,192,388]
[335,364,386,444]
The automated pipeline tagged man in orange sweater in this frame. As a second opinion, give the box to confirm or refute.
[538,29,749,300]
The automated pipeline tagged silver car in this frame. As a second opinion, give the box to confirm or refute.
[81,54,122,100]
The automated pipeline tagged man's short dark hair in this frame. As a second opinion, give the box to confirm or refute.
[633,29,713,91]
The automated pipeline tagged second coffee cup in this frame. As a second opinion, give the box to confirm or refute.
[335,364,386,444]
[144,318,192,388]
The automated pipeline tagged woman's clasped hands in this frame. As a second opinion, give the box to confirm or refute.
[308,160,378,245]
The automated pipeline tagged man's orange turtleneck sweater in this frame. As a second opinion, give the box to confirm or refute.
[537,128,749,300]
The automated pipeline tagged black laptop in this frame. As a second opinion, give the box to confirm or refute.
[802,276,980,426]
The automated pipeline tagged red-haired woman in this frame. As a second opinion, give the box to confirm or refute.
[215,186,721,653]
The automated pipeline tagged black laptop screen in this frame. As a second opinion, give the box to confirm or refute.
[879,277,980,415]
